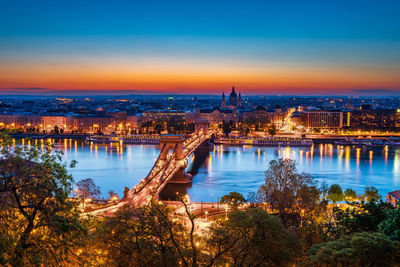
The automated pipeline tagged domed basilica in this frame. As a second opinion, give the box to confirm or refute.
[221,86,241,108]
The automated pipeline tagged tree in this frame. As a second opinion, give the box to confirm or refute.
[246,192,258,207]
[92,200,207,267]
[108,190,117,198]
[344,188,357,202]
[0,136,86,266]
[328,201,394,238]
[206,208,300,266]
[220,192,247,210]
[257,158,321,228]
[364,186,381,202]
[222,121,231,137]
[327,184,343,204]
[244,127,250,136]
[76,178,101,210]
[268,123,277,136]
[53,125,60,134]
[307,232,398,267]
[320,180,329,201]
[154,123,164,134]
[378,208,400,241]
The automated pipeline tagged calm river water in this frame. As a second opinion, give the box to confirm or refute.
[48,140,400,201]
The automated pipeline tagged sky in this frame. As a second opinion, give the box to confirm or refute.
[0,0,399,95]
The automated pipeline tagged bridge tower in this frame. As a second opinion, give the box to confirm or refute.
[159,135,184,161]
[159,134,191,184]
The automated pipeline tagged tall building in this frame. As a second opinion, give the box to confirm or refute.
[238,93,242,106]
[221,92,225,108]
[228,86,238,106]
[348,109,399,130]
[300,111,343,129]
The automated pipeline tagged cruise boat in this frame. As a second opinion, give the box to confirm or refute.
[214,137,313,147]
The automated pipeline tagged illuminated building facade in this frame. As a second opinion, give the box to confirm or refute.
[142,110,195,123]
[241,106,285,128]
[347,109,399,130]
[300,111,343,129]
[196,107,238,126]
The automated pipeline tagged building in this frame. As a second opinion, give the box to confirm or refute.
[347,109,399,130]
[221,93,226,108]
[386,190,400,207]
[73,115,117,133]
[300,111,343,129]
[241,106,285,129]
[41,116,74,132]
[142,110,195,124]
[195,107,238,126]
[228,86,238,106]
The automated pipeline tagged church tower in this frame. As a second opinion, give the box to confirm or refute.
[221,92,225,108]
[238,93,242,106]
[228,86,238,106]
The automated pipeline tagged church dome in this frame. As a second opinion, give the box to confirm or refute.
[229,86,237,98]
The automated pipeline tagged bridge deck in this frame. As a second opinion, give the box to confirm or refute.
[82,129,214,216]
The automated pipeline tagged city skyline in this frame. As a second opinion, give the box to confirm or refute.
[1,0,400,95]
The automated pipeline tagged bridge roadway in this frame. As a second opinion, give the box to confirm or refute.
[84,128,214,216]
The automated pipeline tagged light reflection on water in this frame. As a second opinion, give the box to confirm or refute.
[186,144,400,202]
[18,138,400,201]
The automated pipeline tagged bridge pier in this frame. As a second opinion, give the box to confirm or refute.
[168,167,193,184]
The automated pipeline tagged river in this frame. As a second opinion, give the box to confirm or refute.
[44,139,400,202]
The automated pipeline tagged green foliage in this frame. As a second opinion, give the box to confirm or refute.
[327,184,343,204]
[268,123,277,136]
[206,208,300,267]
[76,178,101,210]
[319,180,329,200]
[364,186,381,202]
[328,201,394,239]
[258,158,321,228]
[344,188,357,202]
[220,192,247,210]
[307,232,398,267]
[154,123,164,134]
[378,208,400,241]
[0,135,86,266]
[92,200,206,266]
[222,121,232,136]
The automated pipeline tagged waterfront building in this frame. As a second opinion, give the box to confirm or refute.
[41,116,74,132]
[386,190,400,207]
[196,107,238,126]
[347,109,399,130]
[73,115,117,133]
[241,106,285,129]
[300,111,343,129]
[142,110,195,124]
[0,114,74,132]
[126,115,140,129]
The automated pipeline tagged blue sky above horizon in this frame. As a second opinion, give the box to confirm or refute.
[0,0,399,95]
